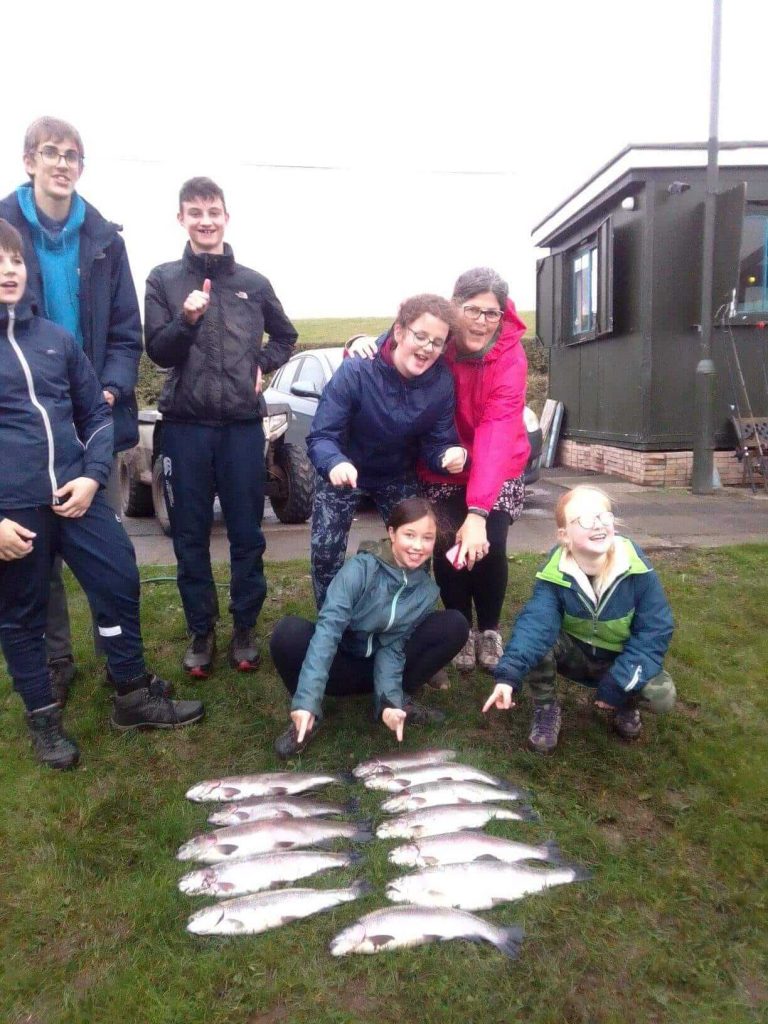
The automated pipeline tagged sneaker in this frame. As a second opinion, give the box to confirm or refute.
[527,701,562,755]
[48,655,76,707]
[452,630,477,673]
[183,631,216,678]
[274,719,322,760]
[26,703,80,770]
[426,669,450,690]
[613,706,643,740]
[111,674,205,731]
[228,627,261,671]
[403,699,446,726]
[476,630,504,672]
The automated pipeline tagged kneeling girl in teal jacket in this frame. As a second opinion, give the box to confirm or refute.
[483,485,675,754]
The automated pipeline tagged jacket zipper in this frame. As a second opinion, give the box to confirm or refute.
[366,570,408,656]
[6,308,58,498]
[574,572,629,648]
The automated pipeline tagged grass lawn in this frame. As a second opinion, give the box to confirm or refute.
[2,545,765,1024]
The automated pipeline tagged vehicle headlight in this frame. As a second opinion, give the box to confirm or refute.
[263,412,289,441]
[523,406,540,432]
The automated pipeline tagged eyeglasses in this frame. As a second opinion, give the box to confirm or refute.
[407,327,446,353]
[568,511,615,530]
[462,305,503,324]
[37,145,82,169]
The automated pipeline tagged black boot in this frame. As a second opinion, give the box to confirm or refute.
[111,674,204,731]
[182,631,216,678]
[274,718,323,760]
[48,655,76,706]
[104,664,173,696]
[228,627,261,671]
[26,703,80,770]
[403,699,446,725]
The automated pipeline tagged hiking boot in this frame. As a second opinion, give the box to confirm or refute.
[613,706,643,740]
[26,703,80,770]
[274,719,322,760]
[182,631,216,678]
[104,664,173,697]
[452,630,477,672]
[527,701,562,755]
[48,655,76,707]
[426,668,450,690]
[476,629,504,672]
[228,627,261,671]
[403,699,446,726]
[111,674,205,731]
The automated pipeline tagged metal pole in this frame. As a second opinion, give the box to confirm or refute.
[692,0,723,494]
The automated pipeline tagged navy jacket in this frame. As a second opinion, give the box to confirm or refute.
[307,338,459,487]
[0,185,142,453]
[0,301,113,512]
[145,244,297,424]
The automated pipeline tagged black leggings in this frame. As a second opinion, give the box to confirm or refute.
[269,610,469,699]
[432,491,511,631]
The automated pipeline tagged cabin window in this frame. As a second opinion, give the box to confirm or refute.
[735,213,768,315]
[571,243,598,336]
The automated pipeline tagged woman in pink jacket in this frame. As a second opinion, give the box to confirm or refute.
[350,268,529,677]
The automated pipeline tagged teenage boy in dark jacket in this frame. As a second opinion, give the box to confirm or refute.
[0,219,203,770]
[0,116,142,704]
[145,177,297,678]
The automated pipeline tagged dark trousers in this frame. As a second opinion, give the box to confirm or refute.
[432,489,511,631]
[0,496,146,712]
[310,474,419,609]
[270,610,469,700]
[162,421,267,636]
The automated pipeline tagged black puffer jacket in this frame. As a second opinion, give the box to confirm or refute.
[144,243,297,423]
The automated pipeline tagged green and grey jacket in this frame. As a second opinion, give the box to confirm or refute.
[292,545,439,718]
[494,537,673,705]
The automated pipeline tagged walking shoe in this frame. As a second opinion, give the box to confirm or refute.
[426,668,451,690]
[527,701,562,755]
[403,699,446,726]
[274,718,322,760]
[613,706,643,740]
[228,627,261,671]
[476,629,504,672]
[26,703,80,770]
[48,655,76,707]
[182,631,216,678]
[111,674,204,731]
[104,664,173,697]
[452,630,477,672]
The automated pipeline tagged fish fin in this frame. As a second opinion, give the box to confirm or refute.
[495,925,525,959]
[276,841,296,849]
[350,881,374,898]
[457,797,473,804]
[214,844,240,856]
[543,840,564,863]
[352,829,374,844]
[516,806,541,823]
[343,798,360,814]
[271,786,289,795]
[568,865,594,883]
[218,882,236,892]
[221,787,241,799]
[368,934,395,948]
[475,853,504,862]
[279,915,300,926]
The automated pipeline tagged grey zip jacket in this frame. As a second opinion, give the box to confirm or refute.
[0,300,113,511]
[292,544,439,718]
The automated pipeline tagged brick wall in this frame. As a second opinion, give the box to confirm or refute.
[557,441,747,487]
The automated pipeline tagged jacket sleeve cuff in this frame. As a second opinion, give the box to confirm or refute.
[291,693,324,718]
[492,670,521,692]
[377,694,406,719]
[596,673,630,709]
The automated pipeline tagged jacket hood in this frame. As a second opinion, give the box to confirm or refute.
[0,298,37,328]
[537,537,651,596]
[448,297,527,367]
[13,182,121,248]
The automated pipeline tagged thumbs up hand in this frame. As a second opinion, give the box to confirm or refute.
[183,278,212,325]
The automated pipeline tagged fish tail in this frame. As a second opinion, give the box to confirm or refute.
[346,850,365,864]
[349,880,374,899]
[352,827,374,844]
[516,805,542,823]
[494,925,525,959]
[568,864,593,883]
[338,771,357,785]
[343,797,361,813]
[542,839,564,862]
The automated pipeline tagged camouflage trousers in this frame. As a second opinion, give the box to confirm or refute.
[310,474,419,609]
[524,631,676,712]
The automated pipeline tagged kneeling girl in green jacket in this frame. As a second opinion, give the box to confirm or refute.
[270,497,469,758]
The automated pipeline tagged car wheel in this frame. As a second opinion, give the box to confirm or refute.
[151,455,172,536]
[118,455,154,517]
[270,442,315,524]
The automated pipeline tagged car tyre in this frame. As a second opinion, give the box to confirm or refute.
[270,442,315,524]
[151,455,172,537]
[118,455,155,517]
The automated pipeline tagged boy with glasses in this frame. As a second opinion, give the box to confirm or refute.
[0,116,142,706]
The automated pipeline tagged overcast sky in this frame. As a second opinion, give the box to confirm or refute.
[2,0,765,317]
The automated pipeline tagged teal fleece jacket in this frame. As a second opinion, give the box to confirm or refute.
[292,546,439,718]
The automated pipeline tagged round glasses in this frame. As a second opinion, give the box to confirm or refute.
[568,511,615,530]
[407,327,446,353]
[37,145,82,169]
[462,304,503,324]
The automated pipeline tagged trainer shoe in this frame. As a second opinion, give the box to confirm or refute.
[26,703,80,770]
[613,706,643,740]
[228,627,261,671]
[111,674,204,731]
[182,631,216,678]
[274,719,322,760]
[476,629,504,672]
[403,699,446,726]
[452,629,477,673]
[48,655,76,707]
[527,701,562,755]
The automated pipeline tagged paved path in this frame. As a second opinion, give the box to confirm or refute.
[122,469,767,566]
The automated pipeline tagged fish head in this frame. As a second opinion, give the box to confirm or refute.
[186,905,228,935]
[329,922,366,956]
[185,781,221,802]
[177,869,213,895]
[176,834,215,861]
[388,843,419,866]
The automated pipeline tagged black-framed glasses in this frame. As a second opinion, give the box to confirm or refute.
[462,304,503,324]
[38,145,82,169]
[568,511,615,530]
[407,327,446,352]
